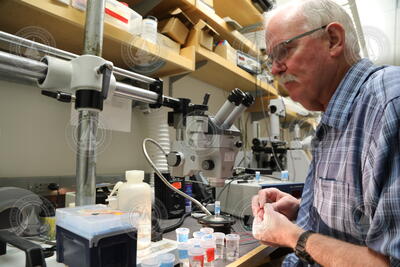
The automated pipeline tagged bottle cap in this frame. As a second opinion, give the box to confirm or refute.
[125,170,144,183]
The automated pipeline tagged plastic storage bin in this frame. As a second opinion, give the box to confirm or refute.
[71,0,142,35]
[105,0,142,34]
[56,205,138,267]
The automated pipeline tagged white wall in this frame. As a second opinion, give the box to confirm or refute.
[0,79,150,177]
[0,75,239,178]
[356,0,399,65]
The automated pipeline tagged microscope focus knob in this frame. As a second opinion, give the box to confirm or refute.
[167,152,183,167]
[235,141,243,148]
[202,160,215,170]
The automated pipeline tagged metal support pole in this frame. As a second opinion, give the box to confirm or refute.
[75,0,106,206]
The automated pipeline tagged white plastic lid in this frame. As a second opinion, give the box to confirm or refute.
[212,232,225,241]
[160,253,175,263]
[125,170,144,183]
[225,233,240,240]
[201,234,216,248]
[193,231,205,239]
[189,246,205,256]
[141,257,160,267]
[200,227,214,234]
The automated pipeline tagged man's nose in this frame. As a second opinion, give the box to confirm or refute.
[271,61,287,76]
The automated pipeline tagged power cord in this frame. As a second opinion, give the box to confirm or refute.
[142,138,212,216]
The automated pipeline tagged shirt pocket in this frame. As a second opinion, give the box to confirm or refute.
[313,177,354,238]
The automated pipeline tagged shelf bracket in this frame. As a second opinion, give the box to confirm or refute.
[133,0,162,16]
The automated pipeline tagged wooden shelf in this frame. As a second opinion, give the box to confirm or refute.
[190,45,277,93]
[214,0,264,28]
[151,0,260,56]
[0,0,195,77]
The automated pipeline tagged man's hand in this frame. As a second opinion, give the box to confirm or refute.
[252,188,300,221]
[252,203,304,248]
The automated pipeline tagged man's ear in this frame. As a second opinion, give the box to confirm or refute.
[326,23,346,57]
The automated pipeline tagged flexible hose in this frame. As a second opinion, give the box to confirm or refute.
[142,138,212,216]
[161,212,191,233]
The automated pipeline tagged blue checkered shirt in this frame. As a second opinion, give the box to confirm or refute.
[283,59,400,266]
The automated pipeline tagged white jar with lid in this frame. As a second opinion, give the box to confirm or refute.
[141,16,158,44]
[118,170,152,250]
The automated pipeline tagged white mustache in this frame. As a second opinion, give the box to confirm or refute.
[279,74,298,84]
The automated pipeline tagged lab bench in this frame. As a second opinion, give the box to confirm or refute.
[0,216,277,267]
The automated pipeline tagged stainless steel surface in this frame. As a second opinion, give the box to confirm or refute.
[75,0,105,206]
[0,31,156,84]
[0,31,77,60]
[113,67,156,84]
[75,110,98,206]
[115,82,158,103]
[0,51,47,80]
[83,0,105,56]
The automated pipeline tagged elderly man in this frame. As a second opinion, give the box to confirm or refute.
[251,0,400,266]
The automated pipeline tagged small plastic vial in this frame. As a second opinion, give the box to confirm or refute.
[176,227,190,243]
[214,201,221,216]
[225,234,240,261]
[141,16,158,44]
[201,234,216,267]
[189,247,205,267]
[178,242,190,267]
[160,253,175,267]
[255,171,261,183]
[212,232,225,260]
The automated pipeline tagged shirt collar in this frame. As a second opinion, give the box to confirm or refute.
[321,58,375,130]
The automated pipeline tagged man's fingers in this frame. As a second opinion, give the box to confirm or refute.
[252,195,260,216]
[258,189,270,208]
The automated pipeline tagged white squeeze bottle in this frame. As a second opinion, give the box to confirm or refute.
[118,170,152,250]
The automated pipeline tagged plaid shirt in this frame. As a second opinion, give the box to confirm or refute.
[283,59,400,266]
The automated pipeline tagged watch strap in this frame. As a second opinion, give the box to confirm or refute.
[295,230,315,265]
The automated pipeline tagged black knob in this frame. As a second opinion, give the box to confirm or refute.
[202,160,215,170]
[167,152,182,167]
[235,141,243,148]
[203,93,210,105]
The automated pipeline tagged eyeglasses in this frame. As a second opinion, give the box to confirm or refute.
[266,25,327,70]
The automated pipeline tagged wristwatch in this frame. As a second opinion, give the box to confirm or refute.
[295,230,315,265]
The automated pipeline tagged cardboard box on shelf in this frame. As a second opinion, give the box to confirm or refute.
[158,33,181,54]
[158,8,194,45]
[186,20,219,51]
[214,40,237,65]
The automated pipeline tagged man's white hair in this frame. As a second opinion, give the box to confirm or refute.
[265,0,361,62]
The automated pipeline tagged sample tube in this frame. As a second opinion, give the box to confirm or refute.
[201,234,216,267]
[160,253,175,267]
[212,232,225,260]
[214,201,221,216]
[189,247,205,267]
[225,234,240,261]
[178,242,190,267]
[176,227,190,243]
[213,88,245,127]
